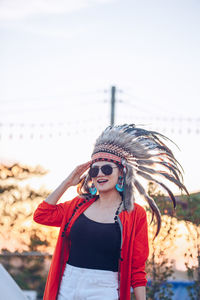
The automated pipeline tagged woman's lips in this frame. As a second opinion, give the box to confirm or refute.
[97,179,108,185]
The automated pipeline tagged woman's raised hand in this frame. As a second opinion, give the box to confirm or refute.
[65,161,92,187]
[42,161,92,205]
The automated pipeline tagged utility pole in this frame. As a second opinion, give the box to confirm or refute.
[110,86,116,126]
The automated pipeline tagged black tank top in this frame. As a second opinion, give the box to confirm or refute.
[67,212,121,272]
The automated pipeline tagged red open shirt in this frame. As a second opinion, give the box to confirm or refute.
[33,196,149,300]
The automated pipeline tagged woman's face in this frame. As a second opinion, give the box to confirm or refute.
[90,161,121,193]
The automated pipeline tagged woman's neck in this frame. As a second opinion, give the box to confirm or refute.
[97,189,122,208]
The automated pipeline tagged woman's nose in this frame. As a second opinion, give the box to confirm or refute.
[98,168,104,176]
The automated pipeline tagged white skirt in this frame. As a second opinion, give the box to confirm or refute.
[57,263,119,300]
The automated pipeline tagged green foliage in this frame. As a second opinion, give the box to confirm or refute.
[184,252,200,300]
[0,163,52,252]
[29,229,50,251]
[186,279,200,300]
[175,193,200,226]
[174,193,200,299]
[144,183,176,299]
[0,230,51,299]
[146,251,174,300]
[0,255,47,299]
[148,183,200,300]
[0,163,51,299]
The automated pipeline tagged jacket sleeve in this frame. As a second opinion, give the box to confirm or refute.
[33,200,72,227]
[131,207,149,288]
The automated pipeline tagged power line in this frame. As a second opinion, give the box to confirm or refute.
[117,98,200,123]
[0,89,105,104]
[119,90,199,120]
[0,86,199,140]
[0,118,109,140]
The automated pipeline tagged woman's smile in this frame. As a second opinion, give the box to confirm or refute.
[97,178,109,185]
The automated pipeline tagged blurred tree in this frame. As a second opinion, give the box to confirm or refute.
[146,215,176,300]
[146,183,176,299]
[175,193,200,300]
[0,231,52,299]
[0,163,58,299]
[131,216,175,300]
[148,183,200,299]
[0,163,47,180]
[131,183,176,299]
[0,163,59,252]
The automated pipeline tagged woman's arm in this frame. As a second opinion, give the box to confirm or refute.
[134,286,146,300]
[33,161,91,226]
[44,161,91,205]
[33,199,70,227]
[43,177,71,205]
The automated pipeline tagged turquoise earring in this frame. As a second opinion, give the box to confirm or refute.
[89,183,97,195]
[115,176,124,192]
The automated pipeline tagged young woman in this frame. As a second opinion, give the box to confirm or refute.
[33,124,188,300]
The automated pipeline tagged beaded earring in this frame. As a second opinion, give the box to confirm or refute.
[115,176,124,192]
[89,183,97,195]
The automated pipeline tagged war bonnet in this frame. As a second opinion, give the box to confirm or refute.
[79,124,188,236]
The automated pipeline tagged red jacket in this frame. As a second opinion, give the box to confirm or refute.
[33,196,149,300]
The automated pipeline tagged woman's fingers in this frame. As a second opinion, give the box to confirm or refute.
[80,161,92,168]
[76,161,92,173]
[65,161,92,187]
[69,161,91,181]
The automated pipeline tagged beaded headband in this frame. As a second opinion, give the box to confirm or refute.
[92,143,130,160]
[91,152,122,164]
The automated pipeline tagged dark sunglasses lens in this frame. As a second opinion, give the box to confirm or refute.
[101,165,113,175]
[89,167,99,178]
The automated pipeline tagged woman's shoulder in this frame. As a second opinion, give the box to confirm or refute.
[61,195,83,208]
[127,202,147,219]
[62,194,96,209]
[120,202,147,220]
[134,202,146,214]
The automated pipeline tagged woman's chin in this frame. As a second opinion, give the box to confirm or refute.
[97,185,115,193]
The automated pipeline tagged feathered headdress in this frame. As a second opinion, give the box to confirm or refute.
[78,124,189,236]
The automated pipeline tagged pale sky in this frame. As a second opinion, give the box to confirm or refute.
[0,0,200,194]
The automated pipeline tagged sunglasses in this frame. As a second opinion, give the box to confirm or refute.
[89,164,119,178]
